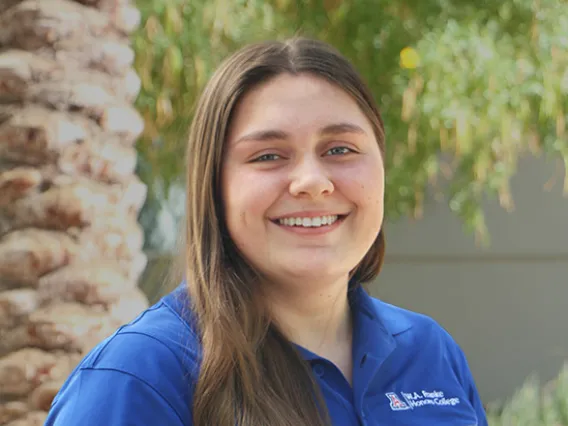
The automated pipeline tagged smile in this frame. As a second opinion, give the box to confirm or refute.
[276,215,345,228]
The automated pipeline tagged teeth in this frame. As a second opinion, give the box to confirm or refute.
[278,215,339,227]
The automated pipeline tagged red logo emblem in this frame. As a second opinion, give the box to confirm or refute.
[386,392,410,411]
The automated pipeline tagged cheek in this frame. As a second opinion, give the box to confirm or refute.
[337,159,385,207]
[222,166,281,227]
[366,169,385,219]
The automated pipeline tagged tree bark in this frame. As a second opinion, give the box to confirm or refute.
[0,0,148,421]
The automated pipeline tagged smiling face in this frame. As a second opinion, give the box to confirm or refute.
[222,73,385,288]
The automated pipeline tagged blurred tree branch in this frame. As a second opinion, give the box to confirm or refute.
[133,0,567,251]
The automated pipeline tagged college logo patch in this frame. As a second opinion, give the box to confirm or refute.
[385,393,411,411]
[386,390,462,411]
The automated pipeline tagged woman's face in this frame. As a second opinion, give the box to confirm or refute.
[222,73,384,287]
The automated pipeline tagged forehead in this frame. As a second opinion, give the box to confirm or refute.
[227,73,373,140]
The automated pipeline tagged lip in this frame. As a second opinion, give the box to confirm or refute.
[270,211,349,220]
[269,213,348,235]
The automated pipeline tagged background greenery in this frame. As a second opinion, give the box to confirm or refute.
[133,0,567,253]
[485,363,568,425]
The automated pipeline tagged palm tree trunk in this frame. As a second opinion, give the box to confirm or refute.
[0,0,149,423]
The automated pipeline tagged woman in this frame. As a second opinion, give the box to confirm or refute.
[46,38,488,426]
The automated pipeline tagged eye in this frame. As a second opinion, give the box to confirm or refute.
[252,153,282,162]
[325,146,354,156]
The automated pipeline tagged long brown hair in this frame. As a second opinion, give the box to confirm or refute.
[183,37,386,426]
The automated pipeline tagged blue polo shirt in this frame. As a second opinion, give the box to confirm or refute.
[46,284,488,426]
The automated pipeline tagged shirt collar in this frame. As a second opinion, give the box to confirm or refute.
[296,285,413,362]
[167,282,413,360]
[350,284,413,337]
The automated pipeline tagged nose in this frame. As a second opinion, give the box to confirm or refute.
[288,156,334,199]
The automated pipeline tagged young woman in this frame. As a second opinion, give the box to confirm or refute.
[46,38,488,426]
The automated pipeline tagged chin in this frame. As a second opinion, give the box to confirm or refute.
[278,261,349,283]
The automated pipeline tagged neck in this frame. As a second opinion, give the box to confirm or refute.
[262,275,353,357]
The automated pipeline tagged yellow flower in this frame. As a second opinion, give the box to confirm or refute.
[400,47,421,69]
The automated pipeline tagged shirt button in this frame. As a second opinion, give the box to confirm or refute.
[313,364,325,377]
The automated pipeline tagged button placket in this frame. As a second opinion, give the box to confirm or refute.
[313,363,325,377]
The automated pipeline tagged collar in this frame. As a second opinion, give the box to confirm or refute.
[166,282,414,358]
[296,285,413,362]
[351,285,413,337]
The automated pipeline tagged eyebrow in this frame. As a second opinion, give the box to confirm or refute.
[234,122,367,144]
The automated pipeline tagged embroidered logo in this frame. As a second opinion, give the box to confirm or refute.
[385,393,411,411]
[386,390,462,411]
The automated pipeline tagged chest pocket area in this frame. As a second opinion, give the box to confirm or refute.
[368,389,478,426]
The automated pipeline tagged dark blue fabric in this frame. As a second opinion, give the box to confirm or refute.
[45,284,487,426]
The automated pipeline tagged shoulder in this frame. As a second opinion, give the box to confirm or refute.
[367,297,488,426]
[371,297,469,371]
[81,297,200,381]
[47,293,200,425]
[371,297,444,336]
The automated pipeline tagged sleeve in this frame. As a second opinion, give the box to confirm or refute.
[45,368,189,426]
[446,336,488,426]
[459,358,488,426]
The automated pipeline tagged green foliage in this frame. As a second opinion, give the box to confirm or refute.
[133,0,568,252]
[486,363,568,426]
